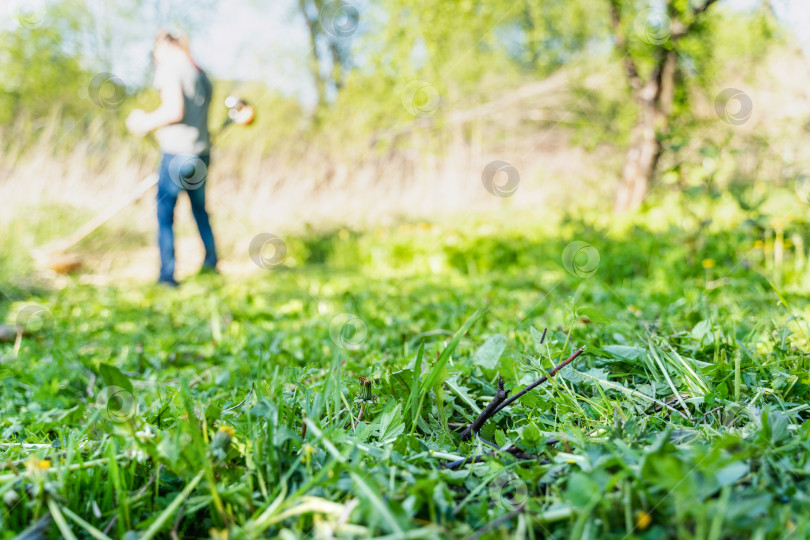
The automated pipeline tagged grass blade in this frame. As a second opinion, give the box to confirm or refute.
[47,498,78,540]
[410,310,482,435]
[406,342,425,426]
[349,471,403,534]
[60,505,114,540]
[140,470,205,540]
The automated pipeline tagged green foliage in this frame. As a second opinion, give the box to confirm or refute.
[2,195,810,537]
[0,14,88,125]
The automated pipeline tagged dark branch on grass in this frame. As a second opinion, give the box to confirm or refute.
[443,445,550,470]
[491,347,586,416]
[459,377,510,441]
[458,348,586,442]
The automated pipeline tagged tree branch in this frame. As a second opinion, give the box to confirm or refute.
[458,348,586,442]
[443,445,550,470]
[607,0,642,89]
[693,0,720,16]
[672,0,721,39]
[491,348,586,416]
[459,377,510,441]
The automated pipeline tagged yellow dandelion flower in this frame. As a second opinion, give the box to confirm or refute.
[636,511,652,530]
[26,457,50,470]
[702,259,715,269]
[218,425,235,437]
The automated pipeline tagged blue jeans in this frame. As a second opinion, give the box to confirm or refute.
[156,153,217,282]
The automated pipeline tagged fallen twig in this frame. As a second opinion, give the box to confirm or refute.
[459,377,510,441]
[458,348,586,441]
[443,445,550,470]
[491,348,586,416]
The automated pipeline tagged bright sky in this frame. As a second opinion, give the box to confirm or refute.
[2,0,809,107]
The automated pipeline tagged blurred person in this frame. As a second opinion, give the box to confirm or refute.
[126,29,217,287]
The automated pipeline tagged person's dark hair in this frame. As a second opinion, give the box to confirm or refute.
[155,29,190,54]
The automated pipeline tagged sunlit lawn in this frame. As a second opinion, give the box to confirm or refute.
[1,213,809,538]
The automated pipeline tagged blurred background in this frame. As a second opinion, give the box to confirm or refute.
[0,0,809,289]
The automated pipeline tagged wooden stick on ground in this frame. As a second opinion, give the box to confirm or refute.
[459,377,510,441]
[459,347,586,442]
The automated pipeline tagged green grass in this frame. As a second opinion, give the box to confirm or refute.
[1,206,810,539]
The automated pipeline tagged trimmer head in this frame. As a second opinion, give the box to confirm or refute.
[224,95,255,126]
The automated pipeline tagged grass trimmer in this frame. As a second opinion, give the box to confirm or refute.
[33,96,255,274]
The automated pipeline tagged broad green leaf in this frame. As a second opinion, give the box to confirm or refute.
[98,363,133,394]
[350,472,403,534]
[522,422,541,445]
[603,345,645,362]
[714,461,748,487]
[472,333,506,370]
[564,473,600,508]
[578,307,609,323]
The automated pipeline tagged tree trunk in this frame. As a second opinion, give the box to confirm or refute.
[608,0,718,213]
[613,48,675,213]
[299,0,326,107]
[614,93,659,213]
